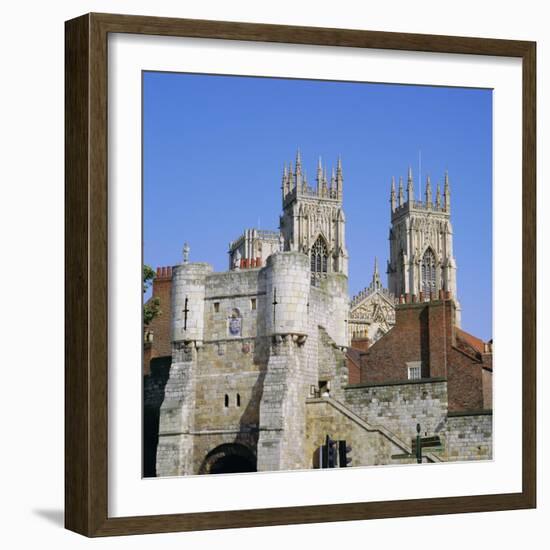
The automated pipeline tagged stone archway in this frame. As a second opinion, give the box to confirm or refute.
[199,443,257,475]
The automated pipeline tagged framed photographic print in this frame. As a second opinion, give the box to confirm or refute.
[65,13,536,537]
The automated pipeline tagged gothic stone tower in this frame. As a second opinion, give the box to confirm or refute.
[279,151,348,285]
[387,168,459,321]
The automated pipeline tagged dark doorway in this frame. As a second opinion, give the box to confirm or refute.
[209,453,256,474]
[199,443,257,475]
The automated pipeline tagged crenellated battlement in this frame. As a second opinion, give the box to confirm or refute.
[282,150,343,206]
[390,168,451,219]
[155,266,173,280]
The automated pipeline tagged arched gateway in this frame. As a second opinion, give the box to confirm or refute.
[199,443,257,475]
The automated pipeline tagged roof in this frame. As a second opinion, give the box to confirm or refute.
[455,328,486,355]
[346,347,363,366]
[346,348,363,385]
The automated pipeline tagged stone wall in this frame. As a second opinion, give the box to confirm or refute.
[445,412,493,461]
[156,355,198,476]
[344,379,449,446]
[143,356,171,477]
[342,380,492,463]
[305,399,408,468]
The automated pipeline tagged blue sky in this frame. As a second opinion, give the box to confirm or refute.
[143,72,493,340]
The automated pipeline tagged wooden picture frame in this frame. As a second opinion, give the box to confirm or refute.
[65,12,536,537]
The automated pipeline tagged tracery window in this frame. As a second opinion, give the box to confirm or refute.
[421,248,436,295]
[310,237,328,285]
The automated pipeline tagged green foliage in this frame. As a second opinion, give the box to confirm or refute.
[143,264,161,326]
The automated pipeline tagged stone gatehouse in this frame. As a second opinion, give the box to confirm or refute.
[143,152,493,477]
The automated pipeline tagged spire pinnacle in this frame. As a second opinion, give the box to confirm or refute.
[398,176,404,206]
[444,170,451,211]
[425,175,432,205]
[295,150,302,192]
[390,176,397,212]
[336,156,343,201]
[407,166,414,202]
[436,181,441,208]
[371,256,382,290]
[282,162,289,198]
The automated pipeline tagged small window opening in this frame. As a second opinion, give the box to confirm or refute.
[224,394,229,407]
[236,393,241,407]
[318,380,330,397]
[214,302,220,313]
[250,298,257,310]
[408,366,421,380]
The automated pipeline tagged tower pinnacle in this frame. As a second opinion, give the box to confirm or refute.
[444,170,451,211]
[425,175,432,205]
[336,156,343,200]
[371,256,382,290]
[407,166,414,202]
[316,156,323,183]
[295,150,303,191]
[390,176,396,211]
[282,162,289,197]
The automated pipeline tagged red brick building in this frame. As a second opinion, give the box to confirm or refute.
[143,266,173,375]
[349,296,492,412]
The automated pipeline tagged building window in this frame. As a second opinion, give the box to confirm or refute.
[310,237,328,285]
[214,302,220,313]
[236,393,241,407]
[250,298,257,310]
[224,394,229,407]
[421,248,436,295]
[408,365,422,380]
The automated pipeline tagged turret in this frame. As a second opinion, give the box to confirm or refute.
[371,256,382,291]
[265,252,309,337]
[444,170,451,212]
[407,166,414,203]
[425,175,432,206]
[282,163,289,199]
[390,176,396,212]
[436,182,442,208]
[398,176,404,206]
[171,260,213,349]
[336,156,343,200]
[316,156,323,194]
[295,150,303,193]
[318,157,328,197]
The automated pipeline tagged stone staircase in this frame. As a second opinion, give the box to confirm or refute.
[307,395,444,463]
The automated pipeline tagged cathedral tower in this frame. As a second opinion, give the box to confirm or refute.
[387,169,459,316]
[279,151,348,285]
